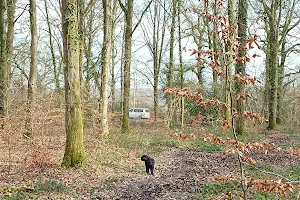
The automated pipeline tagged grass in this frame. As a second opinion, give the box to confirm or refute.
[91,122,271,174]
[0,180,69,200]
[201,180,240,199]
[35,180,69,193]
[2,112,299,200]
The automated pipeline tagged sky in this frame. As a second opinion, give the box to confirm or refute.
[11,0,300,99]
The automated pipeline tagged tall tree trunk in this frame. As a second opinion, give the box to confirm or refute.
[111,47,116,113]
[120,0,134,133]
[61,0,86,167]
[167,0,176,127]
[153,0,166,119]
[120,21,126,114]
[0,0,7,121]
[0,0,15,122]
[84,9,93,96]
[152,0,158,119]
[235,0,247,134]
[25,0,38,137]
[225,0,236,123]
[118,0,152,131]
[276,41,285,124]
[78,0,85,86]
[110,0,118,113]
[211,0,219,97]
[5,0,15,113]
[100,0,112,135]
[267,0,279,130]
[178,1,184,128]
[44,0,60,92]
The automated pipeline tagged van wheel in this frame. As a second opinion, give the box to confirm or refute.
[139,115,143,119]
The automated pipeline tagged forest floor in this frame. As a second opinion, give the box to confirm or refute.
[1,112,300,199]
[91,130,300,200]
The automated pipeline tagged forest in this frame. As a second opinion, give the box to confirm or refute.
[1,0,300,199]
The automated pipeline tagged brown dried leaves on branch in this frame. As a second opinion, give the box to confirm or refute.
[211,176,294,196]
[162,87,263,124]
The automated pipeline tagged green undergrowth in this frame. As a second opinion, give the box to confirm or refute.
[186,180,241,199]
[275,127,300,149]
[245,163,300,182]
[0,180,70,200]
[93,124,229,173]
[96,123,270,170]
[188,178,299,200]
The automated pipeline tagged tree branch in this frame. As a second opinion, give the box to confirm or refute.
[82,0,97,19]
[131,0,153,35]
[14,63,29,80]
[117,0,127,13]
[284,43,300,54]
[14,4,29,24]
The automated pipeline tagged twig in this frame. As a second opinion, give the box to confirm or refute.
[131,0,153,35]
[14,4,29,24]
[243,161,300,183]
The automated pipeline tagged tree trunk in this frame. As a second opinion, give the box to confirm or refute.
[0,0,7,120]
[121,0,133,133]
[61,0,86,167]
[78,0,85,86]
[167,0,176,127]
[152,1,158,119]
[235,0,247,134]
[84,13,92,96]
[110,0,118,113]
[0,0,15,121]
[276,47,285,124]
[5,0,15,113]
[178,1,184,128]
[153,0,166,119]
[25,0,38,137]
[100,0,112,135]
[211,0,219,97]
[224,0,235,123]
[120,21,126,114]
[267,0,279,130]
[44,0,60,92]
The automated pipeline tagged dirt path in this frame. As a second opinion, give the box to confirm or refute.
[91,149,237,200]
[90,130,300,200]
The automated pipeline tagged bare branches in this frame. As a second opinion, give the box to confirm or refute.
[82,0,97,20]
[132,0,153,35]
[14,4,29,24]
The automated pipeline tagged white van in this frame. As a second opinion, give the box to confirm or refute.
[129,108,150,119]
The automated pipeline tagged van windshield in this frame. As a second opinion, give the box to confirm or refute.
[134,109,143,112]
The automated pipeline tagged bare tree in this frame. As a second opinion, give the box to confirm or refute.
[0,0,16,123]
[118,0,152,133]
[44,0,60,92]
[142,0,167,119]
[100,0,112,135]
[24,0,38,137]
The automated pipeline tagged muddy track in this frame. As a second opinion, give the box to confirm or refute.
[91,149,236,200]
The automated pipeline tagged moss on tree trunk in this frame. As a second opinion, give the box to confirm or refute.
[61,0,86,167]
[267,0,279,130]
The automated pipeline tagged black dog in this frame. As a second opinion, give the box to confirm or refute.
[141,155,155,175]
